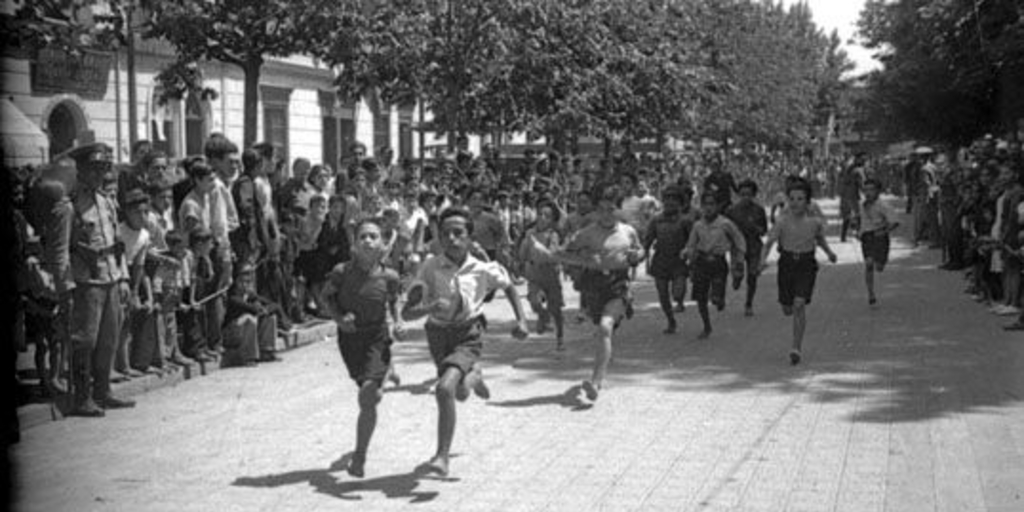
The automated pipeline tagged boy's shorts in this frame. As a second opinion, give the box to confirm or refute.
[527,279,564,309]
[337,326,392,386]
[691,253,728,304]
[860,231,890,267]
[778,250,818,306]
[578,269,632,325]
[426,317,486,377]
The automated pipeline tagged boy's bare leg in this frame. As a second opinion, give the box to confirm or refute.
[865,261,877,304]
[427,367,462,476]
[697,299,712,339]
[790,298,807,365]
[584,299,623,400]
[655,278,676,333]
[349,380,382,478]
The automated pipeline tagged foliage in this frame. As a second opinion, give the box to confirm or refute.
[856,0,1024,145]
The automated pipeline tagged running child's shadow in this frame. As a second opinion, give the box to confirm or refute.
[488,385,593,411]
[383,377,437,396]
[232,452,458,503]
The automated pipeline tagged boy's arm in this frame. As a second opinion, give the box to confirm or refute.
[503,283,529,339]
[760,223,781,269]
[815,220,838,263]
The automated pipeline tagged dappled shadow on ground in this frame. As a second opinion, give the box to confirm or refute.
[396,200,1021,426]
[232,453,458,503]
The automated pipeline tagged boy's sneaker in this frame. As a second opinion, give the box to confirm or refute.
[581,380,599,401]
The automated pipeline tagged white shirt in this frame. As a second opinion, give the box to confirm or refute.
[415,253,512,325]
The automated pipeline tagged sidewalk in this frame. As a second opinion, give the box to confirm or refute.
[11,198,1024,512]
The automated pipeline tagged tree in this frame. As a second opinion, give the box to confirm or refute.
[142,0,339,147]
[856,0,1024,145]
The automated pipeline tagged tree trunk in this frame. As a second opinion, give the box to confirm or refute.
[243,58,263,148]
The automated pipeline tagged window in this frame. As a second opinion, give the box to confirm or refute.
[368,91,390,153]
[261,86,292,164]
[185,93,207,156]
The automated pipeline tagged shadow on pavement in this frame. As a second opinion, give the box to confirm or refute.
[444,199,1024,426]
[488,384,593,411]
[232,453,458,503]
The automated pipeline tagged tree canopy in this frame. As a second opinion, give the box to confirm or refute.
[856,0,1024,145]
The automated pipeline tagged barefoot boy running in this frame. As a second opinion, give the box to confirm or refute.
[858,178,899,306]
[760,179,838,365]
[644,186,695,334]
[682,191,746,339]
[554,184,645,401]
[321,218,403,478]
[402,208,529,477]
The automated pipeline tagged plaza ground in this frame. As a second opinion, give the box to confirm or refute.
[10,199,1024,512]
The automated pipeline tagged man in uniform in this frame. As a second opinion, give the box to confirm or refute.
[67,143,136,416]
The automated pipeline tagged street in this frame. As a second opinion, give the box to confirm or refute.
[11,200,1024,512]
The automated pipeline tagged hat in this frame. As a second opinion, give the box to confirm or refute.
[64,142,113,172]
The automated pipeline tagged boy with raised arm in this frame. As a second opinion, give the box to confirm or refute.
[760,179,838,365]
[401,208,529,477]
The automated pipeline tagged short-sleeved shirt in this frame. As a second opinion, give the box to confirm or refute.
[860,199,896,233]
[522,226,561,283]
[565,221,642,271]
[726,201,768,247]
[770,212,824,253]
[322,263,400,330]
[416,253,512,325]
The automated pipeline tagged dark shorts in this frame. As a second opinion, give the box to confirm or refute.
[426,317,486,377]
[527,279,564,309]
[648,255,689,280]
[778,251,818,306]
[691,253,728,304]
[337,326,392,386]
[860,231,890,267]
[578,269,632,325]
[745,239,764,273]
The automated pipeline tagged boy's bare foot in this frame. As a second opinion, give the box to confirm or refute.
[663,321,677,334]
[423,455,449,477]
[556,338,565,352]
[582,380,599,401]
[347,453,366,478]
[464,366,490,399]
[386,367,401,387]
[697,328,711,340]
[744,306,753,317]
[868,296,877,306]
[789,349,802,366]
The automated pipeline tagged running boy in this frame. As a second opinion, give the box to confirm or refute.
[858,178,899,306]
[726,180,768,316]
[321,218,403,478]
[520,199,565,349]
[401,208,529,477]
[682,191,746,339]
[644,186,695,334]
[554,184,645,401]
[760,179,838,365]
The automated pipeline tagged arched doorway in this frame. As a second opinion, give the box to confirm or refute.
[46,102,82,158]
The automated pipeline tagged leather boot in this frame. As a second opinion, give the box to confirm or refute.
[69,350,104,418]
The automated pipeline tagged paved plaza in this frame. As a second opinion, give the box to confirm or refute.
[11,201,1024,512]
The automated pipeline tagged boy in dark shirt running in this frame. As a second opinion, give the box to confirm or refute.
[726,180,769,316]
[321,218,404,478]
[644,186,695,333]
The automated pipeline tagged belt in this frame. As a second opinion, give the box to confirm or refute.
[780,250,815,259]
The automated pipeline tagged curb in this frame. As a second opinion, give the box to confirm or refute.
[16,320,337,433]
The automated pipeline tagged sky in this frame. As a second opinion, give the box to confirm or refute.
[783,0,882,75]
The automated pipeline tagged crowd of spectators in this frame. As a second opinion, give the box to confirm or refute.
[15,124,1018,417]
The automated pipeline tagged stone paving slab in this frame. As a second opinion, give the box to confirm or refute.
[10,199,1024,512]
